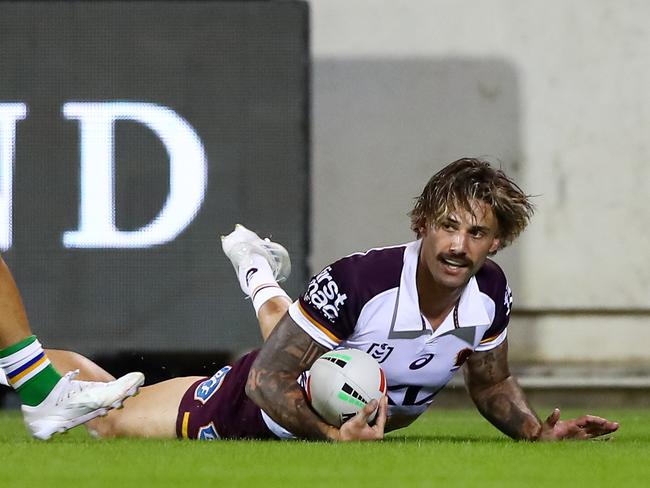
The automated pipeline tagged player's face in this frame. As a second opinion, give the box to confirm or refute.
[419,199,501,291]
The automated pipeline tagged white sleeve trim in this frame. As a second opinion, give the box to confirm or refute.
[261,410,296,440]
[474,327,508,352]
[288,301,338,349]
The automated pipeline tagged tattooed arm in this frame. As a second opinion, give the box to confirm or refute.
[464,339,619,441]
[245,312,387,441]
[463,339,542,440]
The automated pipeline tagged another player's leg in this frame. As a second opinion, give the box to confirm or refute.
[0,258,62,407]
[221,224,292,340]
[0,256,144,439]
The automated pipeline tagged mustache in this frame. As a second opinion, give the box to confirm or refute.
[437,253,473,267]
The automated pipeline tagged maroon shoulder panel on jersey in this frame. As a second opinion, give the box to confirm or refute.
[299,246,406,341]
[475,259,512,342]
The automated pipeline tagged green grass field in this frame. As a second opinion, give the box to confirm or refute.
[2,408,649,487]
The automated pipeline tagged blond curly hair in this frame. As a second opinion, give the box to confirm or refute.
[409,158,534,250]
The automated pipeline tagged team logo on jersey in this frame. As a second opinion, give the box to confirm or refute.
[197,422,220,440]
[504,285,513,316]
[194,365,232,404]
[304,266,347,322]
[409,353,435,370]
[367,343,394,364]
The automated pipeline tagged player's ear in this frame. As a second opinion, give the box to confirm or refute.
[418,218,429,237]
[488,237,501,254]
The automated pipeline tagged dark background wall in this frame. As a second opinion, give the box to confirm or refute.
[0,1,310,360]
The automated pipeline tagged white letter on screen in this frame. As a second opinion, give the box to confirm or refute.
[62,102,207,248]
[0,103,28,251]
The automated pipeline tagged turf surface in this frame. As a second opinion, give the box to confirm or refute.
[2,408,649,487]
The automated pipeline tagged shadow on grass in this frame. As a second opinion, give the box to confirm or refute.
[385,434,650,444]
[384,435,509,444]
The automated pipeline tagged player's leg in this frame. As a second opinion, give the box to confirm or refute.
[0,257,33,348]
[84,224,296,439]
[94,224,296,439]
[0,256,75,408]
[90,376,202,438]
[45,349,116,382]
[221,224,292,340]
[0,345,196,439]
[0,256,144,439]
[256,296,292,341]
[0,348,116,386]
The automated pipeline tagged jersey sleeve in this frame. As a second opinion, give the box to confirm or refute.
[288,260,359,349]
[474,260,512,352]
[289,246,406,349]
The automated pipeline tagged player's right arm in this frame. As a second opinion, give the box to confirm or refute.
[245,312,386,441]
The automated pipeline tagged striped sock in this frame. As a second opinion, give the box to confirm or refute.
[0,336,62,406]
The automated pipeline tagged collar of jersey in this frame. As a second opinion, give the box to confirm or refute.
[391,240,491,335]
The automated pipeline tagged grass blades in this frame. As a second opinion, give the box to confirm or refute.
[2,408,649,487]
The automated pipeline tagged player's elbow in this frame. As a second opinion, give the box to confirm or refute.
[244,373,256,402]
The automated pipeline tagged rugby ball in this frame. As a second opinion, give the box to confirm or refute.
[306,348,387,427]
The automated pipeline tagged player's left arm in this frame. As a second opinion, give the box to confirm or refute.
[463,339,619,441]
[463,339,540,440]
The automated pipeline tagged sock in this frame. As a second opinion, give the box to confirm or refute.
[237,254,291,316]
[251,286,291,317]
[0,336,62,406]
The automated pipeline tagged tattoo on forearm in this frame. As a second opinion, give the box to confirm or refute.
[474,350,497,382]
[476,384,541,440]
[465,341,541,440]
[465,343,509,387]
[298,341,323,369]
[246,315,330,440]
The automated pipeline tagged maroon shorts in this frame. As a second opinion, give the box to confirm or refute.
[175,349,278,440]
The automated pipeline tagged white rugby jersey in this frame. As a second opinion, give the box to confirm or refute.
[288,239,512,423]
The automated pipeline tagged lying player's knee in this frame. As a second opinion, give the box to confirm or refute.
[86,412,121,439]
[85,409,130,438]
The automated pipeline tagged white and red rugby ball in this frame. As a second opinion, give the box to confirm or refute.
[306,348,387,427]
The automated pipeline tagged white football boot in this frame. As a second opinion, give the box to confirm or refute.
[22,370,145,440]
[221,224,291,282]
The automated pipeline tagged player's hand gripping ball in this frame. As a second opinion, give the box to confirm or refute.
[306,348,387,427]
